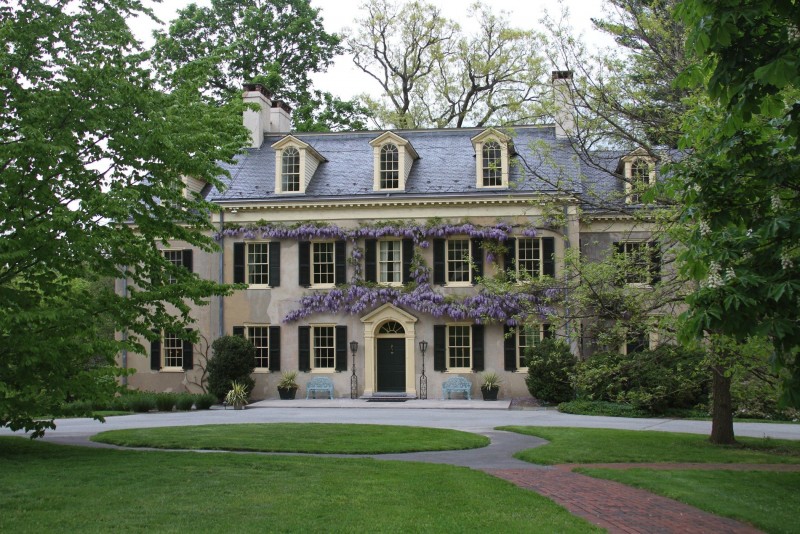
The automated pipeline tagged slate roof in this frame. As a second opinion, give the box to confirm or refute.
[208,125,592,203]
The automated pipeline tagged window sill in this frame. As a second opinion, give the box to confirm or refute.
[445,368,473,374]
[247,284,273,290]
[159,367,185,373]
[445,282,473,288]
[310,368,336,374]
[310,284,336,290]
[253,368,272,374]
[625,282,652,289]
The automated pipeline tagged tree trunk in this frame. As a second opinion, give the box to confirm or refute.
[710,364,736,445]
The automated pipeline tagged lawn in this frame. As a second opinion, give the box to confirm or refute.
[579,468,800,534]
[0,437,598,533]
[92,423,490,454]
[499,426,800,465]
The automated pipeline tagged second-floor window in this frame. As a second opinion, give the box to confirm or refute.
[433,238,483,285]
[282,147,301,192]
[505,237,556,279]
[615,241,661,285]
[379,240,402,284]
[247,243,269,285]
[233,242,280,287]
[313,242,335,285]
[447,239,471,283]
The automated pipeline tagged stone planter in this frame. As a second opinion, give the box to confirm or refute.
[278,387,298,400]
[481,386,499,401]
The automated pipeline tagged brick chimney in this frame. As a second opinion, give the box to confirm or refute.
[552,70,575,139]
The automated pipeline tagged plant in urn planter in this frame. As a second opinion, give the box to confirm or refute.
[480,371,502,401]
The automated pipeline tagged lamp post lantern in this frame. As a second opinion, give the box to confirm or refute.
[349,340,359,399]
[418,340,428,400]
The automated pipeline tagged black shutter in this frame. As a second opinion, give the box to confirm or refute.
[649,241,661,284]
[614,242,625,285]
[233,242,245,283]
[335,241,346,284]
[433,325,446,371]
[182,329,194,370]
[433,239,446,285]
[232,326,245,338]
[402,239,414,283]
[335,325,348,372]
[504,325,517,371]
[364,239,377,283]
[542,237,555,277]
[471,239,483,283]
[504,239,517,273]
[543,324,554,339]
[269,326,281,372]
[182,249,193,273]
[150,331,161,371]
[269,241,280,287]
[298,326,311,371]
[298,241,310,287]
[471,324,484,371]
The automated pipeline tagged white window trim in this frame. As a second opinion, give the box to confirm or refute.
[163,249,184,285]
[369,132,418,192]
[515,237,544,281]
[271,135,326,195]
[445,323,473,373]
[618,240,654,288]
[620,331,656,355]
[623,156,656,204]
[310,324,337,373]
[245,241,272,289]
[446,238,472,287]
[161,331,184,372]
[471,128,511,189]
[244,323,271,373]
[515,324,549,373]
[310,240,336,289]
[378,239,403,287]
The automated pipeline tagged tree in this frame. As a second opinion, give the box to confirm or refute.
[206,335,256,401]
[0,0,248,437]
[152,0,369,131]
[675,1,800,415]
[346,0,547,128]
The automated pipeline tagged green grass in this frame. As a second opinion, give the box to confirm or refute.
[578,468,800,534]
[498,427,800,465]
[0,437,598,533]
[92,423,490,454]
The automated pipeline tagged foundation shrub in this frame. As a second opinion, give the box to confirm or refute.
[126,393,156,413]
[60,400,93,417]
[207,335,256,401]
[525,339,576,404]
[155,392,178,412]
[175,394,196,411]
[572,345,707,414]
[194,393,217,410]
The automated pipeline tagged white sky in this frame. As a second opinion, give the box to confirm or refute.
[135,0,612,101]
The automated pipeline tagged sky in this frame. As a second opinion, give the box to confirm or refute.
[134,0,612,101]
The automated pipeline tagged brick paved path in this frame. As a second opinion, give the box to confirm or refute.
[485,465,774,534]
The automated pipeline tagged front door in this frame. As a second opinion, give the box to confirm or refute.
[376,338,405,392]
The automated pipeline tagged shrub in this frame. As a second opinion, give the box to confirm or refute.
[60,400,93,417]
[558,400,650,418]
[127,394,156,413]
[207,335,256,401]
[525,339,576,404]
[572,345,707,414]
[175,394,195,411]
[155,392,178,412]
[194,393,217,410]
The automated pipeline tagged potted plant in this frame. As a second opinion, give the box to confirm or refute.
[277,371,299,400]
[480,371,503,401]
[224,381,249,410]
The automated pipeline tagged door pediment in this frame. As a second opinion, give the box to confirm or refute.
[360,303,418,325]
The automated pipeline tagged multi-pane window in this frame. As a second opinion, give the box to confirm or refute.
[380,144,399,189]
[447,239,471,283]
[447,325,472,369]
[517,238,542,279]
[628,159,650,203]
[248,326,270,369]
[313,326,336,369]
[518,324,549,368]
[619,242,651,284]
[247,243,270,285]
[379,240,402,284]
[482,140,502,186]
[312,242,335,285]
[282,147,301,192]
[164,250,183,284]
[163,331,184,368]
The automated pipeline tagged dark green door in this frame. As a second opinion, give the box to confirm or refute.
[376,338,405,392]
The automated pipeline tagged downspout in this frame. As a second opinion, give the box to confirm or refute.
[218,209,225,338]
[120,266,128,386]
[562,205,573,354]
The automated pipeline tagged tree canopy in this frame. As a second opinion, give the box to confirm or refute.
[152,0,369,131]
[0,0,248,436]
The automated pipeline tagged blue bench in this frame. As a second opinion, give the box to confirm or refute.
[442,376,472,400]
[306,376,334,399]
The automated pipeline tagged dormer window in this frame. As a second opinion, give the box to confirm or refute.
[271,135,327,195]
[471,128,511,189]
[380,144,400,189]
[370,132,419,192]
[281,147,301,192]
[621,149,656,204]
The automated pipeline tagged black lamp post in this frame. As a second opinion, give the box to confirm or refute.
[349,340,359,399]
[418,340,428,400]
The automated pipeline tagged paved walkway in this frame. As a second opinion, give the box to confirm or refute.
[4,403,799,533]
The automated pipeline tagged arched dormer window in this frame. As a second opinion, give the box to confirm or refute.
[370,132,419,192]
[471,128,511,189]
[271,135,327,195]
[482,141,502,186]
[629,159,649,203]
[621,149,656,204]
[380,144,400,189]
[281,147,300,192]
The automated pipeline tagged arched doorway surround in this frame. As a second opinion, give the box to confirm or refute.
[360,304,418,396]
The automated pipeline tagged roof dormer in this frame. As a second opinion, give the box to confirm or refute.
[619,148,657,204]
[471,128,512,189]
[369,131,419,192]
[271,135,327,194]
